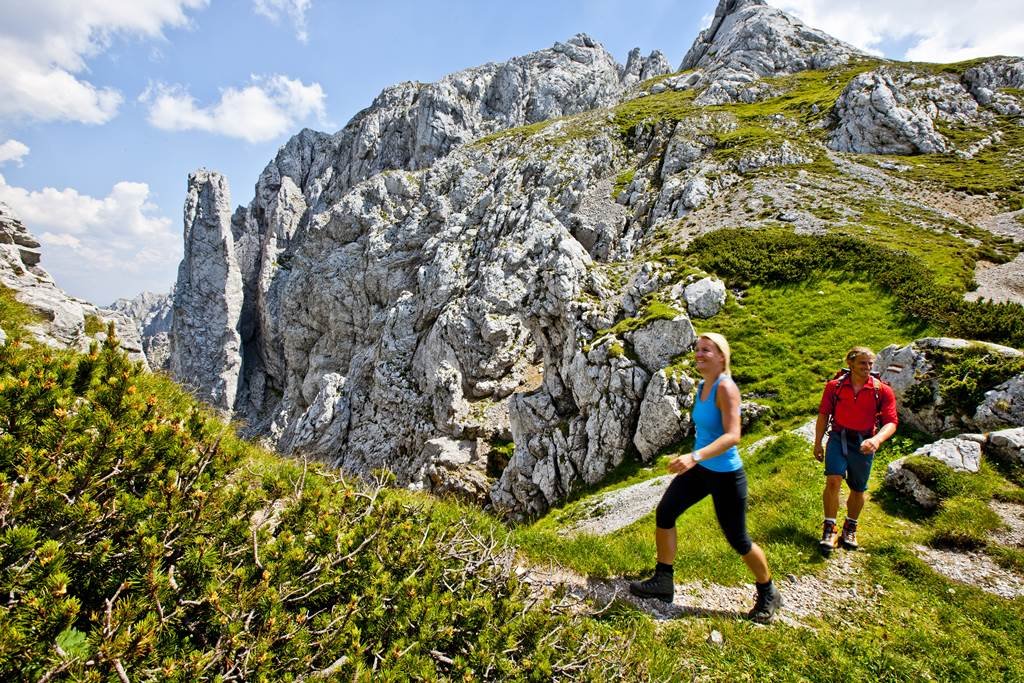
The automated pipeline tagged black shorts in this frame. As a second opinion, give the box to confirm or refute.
[655,465,753,556]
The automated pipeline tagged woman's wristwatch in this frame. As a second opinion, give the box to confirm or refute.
[691,449,703,462]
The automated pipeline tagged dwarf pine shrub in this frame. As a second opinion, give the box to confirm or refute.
[0,327,637,681]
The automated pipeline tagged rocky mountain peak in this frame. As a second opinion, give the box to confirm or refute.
[679,0,869,104]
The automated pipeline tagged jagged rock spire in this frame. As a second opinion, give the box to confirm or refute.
[170,170,243,412]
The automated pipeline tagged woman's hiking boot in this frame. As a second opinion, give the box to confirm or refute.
[629,568,674,603]
[841,518,859,550]
[819,520,840,554]
[748,582,782,623]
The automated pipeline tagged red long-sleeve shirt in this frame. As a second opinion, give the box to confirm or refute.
[818,375,898,434]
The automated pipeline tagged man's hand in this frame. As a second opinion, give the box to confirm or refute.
[668,453,697,474]
[860,437,879,454]
[814,444,825,462]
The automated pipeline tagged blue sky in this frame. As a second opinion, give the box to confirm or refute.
[1,0,1022,305]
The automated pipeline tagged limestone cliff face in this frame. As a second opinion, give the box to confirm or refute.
[0,201,146,361]
[164,4,1024,517]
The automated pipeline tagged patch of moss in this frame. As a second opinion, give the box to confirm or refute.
[612,168,636,198]
[613,89,699,136]
[0,285,38,337]
[472,118,555,147]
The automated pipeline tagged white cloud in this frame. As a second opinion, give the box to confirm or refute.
[0,0,207,125]
[253,0,312,43]
[776,0,1024,62]
[0,172,180,303]
[0,139,30,166]
[141,74,327,143]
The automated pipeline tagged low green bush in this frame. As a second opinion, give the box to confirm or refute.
[0,333,636,680]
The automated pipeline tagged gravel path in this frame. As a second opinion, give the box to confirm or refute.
[989,501,1024,547]
[518,549,881,630]
[913,545,1024,599]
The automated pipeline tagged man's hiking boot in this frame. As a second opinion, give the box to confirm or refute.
[629,569,674,603]
[748,583,782,623]
[819,520,840,554]
[841,519,859,550]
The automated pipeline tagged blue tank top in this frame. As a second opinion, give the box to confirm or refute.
[692,375,743,472]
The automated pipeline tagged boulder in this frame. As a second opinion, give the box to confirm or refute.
[885,435,984,510]
[987,427,1024,467]
[421,437,491,505]
[624,315,697,374]
[683,277,727,319]
[634,369,696,460]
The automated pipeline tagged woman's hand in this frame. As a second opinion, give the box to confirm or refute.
[668,452,697,474]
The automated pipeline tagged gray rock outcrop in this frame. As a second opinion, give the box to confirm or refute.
[830,58,1024,155]
[877,338,1023,436]
[885,435,985,510]
[634,369,696,460]
[987,427,1024,467]
[0,202,146,362]
[170,170,243,411]
[974,374,1024,430]
[109,290,173,370]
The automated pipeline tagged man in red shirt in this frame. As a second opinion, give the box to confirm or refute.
[813,346,898,553]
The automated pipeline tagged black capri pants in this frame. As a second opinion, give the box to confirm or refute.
[655,465,753,556]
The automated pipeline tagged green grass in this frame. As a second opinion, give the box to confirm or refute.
[706,277,933,423]
[895,115,1024,210]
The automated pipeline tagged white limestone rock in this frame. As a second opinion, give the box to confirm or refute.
[962,57,1024,116]
[109,290,174,370]
[634,369,696,461]
[886,435,984,510]
[422,437,492,505]
[624,315,697,373]
[620,48,672,88]
[829,67,982,155]
[170,170,244,412]
[987,428,1024,467]
[678,0,868,105]
[683,277,727,319]
[885,458,940,509]
[0,202,146,363]
[974,375,1024,430]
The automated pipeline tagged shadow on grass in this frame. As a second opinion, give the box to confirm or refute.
[759,521,819,549]
[872,485,932,524]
